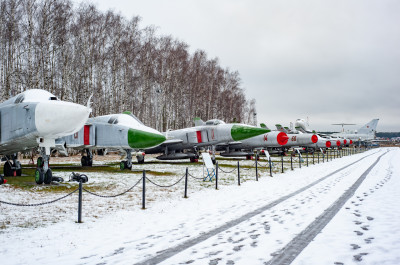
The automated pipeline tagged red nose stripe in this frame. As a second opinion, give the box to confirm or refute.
[336,140,341,146]
[326,141,331,148]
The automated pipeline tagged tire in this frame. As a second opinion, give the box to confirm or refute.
[3,162,13,177]
[81,156,88,167]
[44,169,53,184]
[120,161,126,170]
[88,159,93,167]
[190,157,196,163]
[37,157,43,168]
[35,169,44,184]
[14,161,22,176]
[52,176,64,182]
[0,176,4,184]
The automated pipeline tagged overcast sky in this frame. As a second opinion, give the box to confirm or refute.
[91,0,400,132]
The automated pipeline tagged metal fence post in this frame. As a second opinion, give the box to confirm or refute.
[313,151,315,165]
[78,180,83,223]
[306,151,309,167]
[184,167,188,198]
[281,154,284,173]
[255,154,258,181]
[318,151,319,164]
[299,152,301,168]
[291,153,293,170]
[216,162,219,190]
[269,157,273,177]
[142,170,146,209]
[237,161,240,186]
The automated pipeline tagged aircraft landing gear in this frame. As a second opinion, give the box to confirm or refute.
[3,154,22,177]
[121,149,133,170]
[81,149,93,167]
[36,148,53,184]
[136,152,145,164]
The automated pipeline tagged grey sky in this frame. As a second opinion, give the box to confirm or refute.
[92,0,400,132]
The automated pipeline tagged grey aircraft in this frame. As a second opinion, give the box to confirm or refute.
[58,112,166,170]
[0,89,91,183]
[145,118,269,163]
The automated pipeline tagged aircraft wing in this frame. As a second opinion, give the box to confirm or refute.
[216,141,243,147]
[159,139,184,146]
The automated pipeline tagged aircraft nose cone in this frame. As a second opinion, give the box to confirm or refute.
[336,140,341,146]
[277,132,289,145]
[128,128,166,149]
[35,101,91,138]
[231,125,269,141]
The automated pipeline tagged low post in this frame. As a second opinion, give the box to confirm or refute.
[255,154,258,181]
[313,151,315,165]
[237,161,240,186]
[184,167,188,198]
[78,180,83,223]
[298,152,301,169]
[306,150,309,167]
[291,153,293,170]
[327,150,329,161]
[281,153,284,173]
[142,170,146,209]
[318,151,320,164]
[269,157,273,177]
[216,162,219,189]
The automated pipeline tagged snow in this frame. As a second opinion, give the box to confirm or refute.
[0,148,399,264]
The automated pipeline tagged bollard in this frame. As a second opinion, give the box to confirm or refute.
[327,150,329,161]
[255,154,259,181]
[269,157,273,177]
[298,152,301,169]
[291,153,293,170]
[142,170,146,209]
[78,180,83,223]
[318,151,319,164]
[184,167,188,198]
[306,150,309,167]
[216,162,219,189]
[281,154,284,173]
[313,151,315,165]
[237,161,240,186]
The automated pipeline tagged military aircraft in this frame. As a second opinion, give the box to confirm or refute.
[144,118,269,163]
[331,119,379,142]
[218,130,289,158]
[0,89,91,183]
[58,112,166,170]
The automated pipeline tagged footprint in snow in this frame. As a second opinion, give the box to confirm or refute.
[367,216,374,221]
[353,253,368,261]
[354,231,364,236]
[350,243,361,249]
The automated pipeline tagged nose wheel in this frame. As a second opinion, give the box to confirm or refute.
[35,148,53,184]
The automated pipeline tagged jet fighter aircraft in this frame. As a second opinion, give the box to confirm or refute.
[331,119,379,142]
[59,112,166,169]
[0,89,91,183]
[145,118,269,163]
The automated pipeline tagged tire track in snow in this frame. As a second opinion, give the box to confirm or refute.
[135,150,382,265]
[266,150,389,265]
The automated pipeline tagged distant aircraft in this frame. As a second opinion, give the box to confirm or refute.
[58,112,166,170]
[0,89,91,183]
[331,119,379,142]
[145,118,269,163]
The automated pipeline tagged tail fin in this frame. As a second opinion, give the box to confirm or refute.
[194,117,205,127]
[260,123,270,130]
[358,119,379,135]
[275,124,288,133]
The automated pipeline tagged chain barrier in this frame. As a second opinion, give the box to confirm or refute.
[0,188,79,207]
[218,166,237,173]
[83,177,142,198]
[145,174,186,188]
[187,171,204,180]
[241,162,256,171]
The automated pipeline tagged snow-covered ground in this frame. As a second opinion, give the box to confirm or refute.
[0,147,399,264]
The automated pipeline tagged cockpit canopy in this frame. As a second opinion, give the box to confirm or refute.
[107,112,144,127]
[205,119,225,126]
[14,89,58,104]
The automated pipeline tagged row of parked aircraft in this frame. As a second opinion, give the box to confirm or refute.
[0,89,379,184]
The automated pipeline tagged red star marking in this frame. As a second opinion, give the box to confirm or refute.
[263,134,268,141]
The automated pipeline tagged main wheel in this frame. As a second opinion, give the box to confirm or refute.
[35,169,44,184]
[44,169,53,184]
[15,161,22,176]
[37,157,43,168]
[81,156,88,167]
[3,162,14,177]
[120,161,126,170]
[0,176,5,184]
